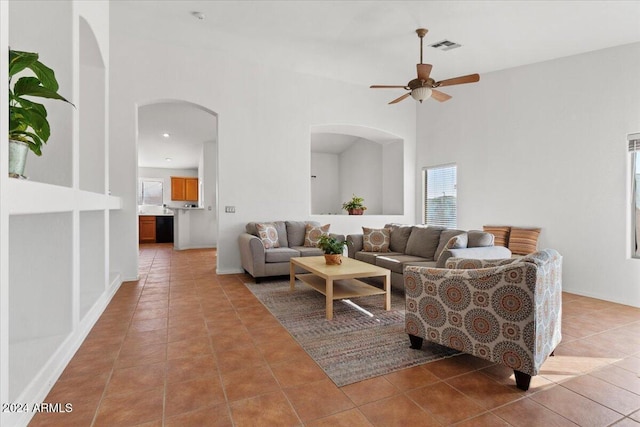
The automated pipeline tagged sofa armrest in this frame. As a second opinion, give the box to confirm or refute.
[330,233,345,243]
[437,246,512,268]
[238,233,266,277]
[346,234,363,258]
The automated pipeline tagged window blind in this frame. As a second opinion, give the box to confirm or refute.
[424,164,457,228]
[628,132,640,152]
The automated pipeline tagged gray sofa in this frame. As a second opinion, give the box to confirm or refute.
[347,224,511,290]
[239,221,345,282]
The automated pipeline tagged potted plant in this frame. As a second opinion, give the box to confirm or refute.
[316,234,348,265]
[342,194,367,215]
[8,49,74,178]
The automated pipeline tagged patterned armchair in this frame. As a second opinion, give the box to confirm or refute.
[404,249,562,390]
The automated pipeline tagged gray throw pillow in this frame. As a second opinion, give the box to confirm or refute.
[387,224,413,253]
[273,221,289,248]
[467,230,494,247]
[405,226,445,260]
[286,221,319,247]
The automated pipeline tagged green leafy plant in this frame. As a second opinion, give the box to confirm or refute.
[316,234,348,255]
[342,194,367,212]
[9,49,74,155]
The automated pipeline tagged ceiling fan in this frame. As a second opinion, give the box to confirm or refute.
[370,28,479,104]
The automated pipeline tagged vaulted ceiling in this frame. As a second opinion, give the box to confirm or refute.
[124,1,640,168]
[114,1,640,86]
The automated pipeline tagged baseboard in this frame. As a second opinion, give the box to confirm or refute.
[216,268,244,275]
[175,244,216,251]
[562,287,640,308]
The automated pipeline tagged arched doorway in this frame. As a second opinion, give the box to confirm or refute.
[136,100,218,250]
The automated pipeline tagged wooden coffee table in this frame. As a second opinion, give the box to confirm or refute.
[289,256,391,320]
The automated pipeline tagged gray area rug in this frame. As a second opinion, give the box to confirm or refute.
[244,279,459,387]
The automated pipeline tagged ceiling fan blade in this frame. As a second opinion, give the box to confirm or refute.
[389,93,411,104]
[436,73,480,87]
[370,85,407,89]
[431,89,452,102]
[417,64,432,81]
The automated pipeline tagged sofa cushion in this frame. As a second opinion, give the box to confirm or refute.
[292,246,324,257]
[386,223,414,253]
[483,225,511,247]
[304,224,330,247]
[405,260,438,269]
[256,222,280,249]
[264,247,300,263]
[509,227,541,255]
[355,251,402,264]
[363,227,391,252]
[467,230,494,248]
[286,221,319,247]
[405,226,445,260]
[375,254,429,274]
[434,229,466,261]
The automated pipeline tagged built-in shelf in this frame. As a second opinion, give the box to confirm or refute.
[1,3,121,426]
[5,179,121,215]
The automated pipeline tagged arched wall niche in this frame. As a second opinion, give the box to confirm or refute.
[79,16,106,193]
[310,124,404,215]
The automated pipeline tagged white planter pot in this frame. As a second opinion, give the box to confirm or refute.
[8,139,29,178]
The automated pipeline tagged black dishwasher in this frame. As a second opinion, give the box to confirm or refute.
[155,216,174,243]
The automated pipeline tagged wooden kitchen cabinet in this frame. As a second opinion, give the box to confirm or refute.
[185,178,198,201]
[171,176,198,201]
[139,216,156,243]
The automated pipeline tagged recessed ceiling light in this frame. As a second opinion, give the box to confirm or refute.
[162,133,170,138]
[165,158,172,162]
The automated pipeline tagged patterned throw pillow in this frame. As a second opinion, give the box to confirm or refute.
[445,233,468,250]
[304,224,330,247]
[509,227,541,255]
[362,227,391,252]
[256,223,280,249]
[483,225,511,247]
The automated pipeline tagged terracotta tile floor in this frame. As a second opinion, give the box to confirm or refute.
[29,244,640,426]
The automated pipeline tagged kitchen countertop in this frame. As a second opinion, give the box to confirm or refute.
[168,207,204,211]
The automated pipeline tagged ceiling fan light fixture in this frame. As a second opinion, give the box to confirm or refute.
[411,86,432,103]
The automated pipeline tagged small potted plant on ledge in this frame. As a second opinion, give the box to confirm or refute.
[317,234,348,265]
[8,49,74,178]
[342,194,367,215]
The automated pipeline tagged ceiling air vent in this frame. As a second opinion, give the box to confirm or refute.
[429,40,461,51]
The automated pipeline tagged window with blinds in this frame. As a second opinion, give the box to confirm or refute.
[423,164,457,228]
[138,179,164,206]
[630,133,640,258]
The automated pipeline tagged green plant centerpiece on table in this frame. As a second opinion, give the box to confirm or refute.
[8,49,74,178]
[316,234,348,265]
[342,194,367,215]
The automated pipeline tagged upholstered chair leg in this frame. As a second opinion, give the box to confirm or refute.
[408,334,423,349]
[514,370,532,391]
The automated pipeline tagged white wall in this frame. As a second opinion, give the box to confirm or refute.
[109,5,416,278]
[416,42,640,307]
[311,152,341,214]
[340,139,383,214]
[382,140,404,215]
